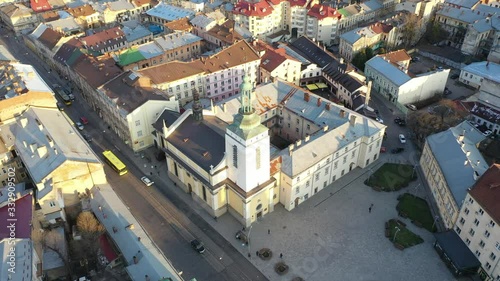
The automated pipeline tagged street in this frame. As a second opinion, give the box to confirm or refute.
[0,28,267,281]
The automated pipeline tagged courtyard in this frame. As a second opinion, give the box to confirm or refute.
[211,159,456,281]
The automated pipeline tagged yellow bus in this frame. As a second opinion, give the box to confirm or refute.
[102,150,128,175]
[55,88,72,105]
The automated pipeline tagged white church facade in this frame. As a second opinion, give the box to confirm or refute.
[155,77,385,226]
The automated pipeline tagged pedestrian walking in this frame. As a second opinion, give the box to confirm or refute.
[369,203,373,213]
[256,251,259,257]
[268,229,271,234]
[214,216,217,222]
[280,253,283,259]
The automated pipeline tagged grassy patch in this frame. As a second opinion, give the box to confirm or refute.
[365,163,417,191]
[387,219,424,248]
[397,193,436,232]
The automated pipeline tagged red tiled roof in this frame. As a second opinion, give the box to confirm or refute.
[0,194,32,239]
[307,4,341,21]
[267,0,286,5]
[288,0,308,7]
[379,49,411,63]
[233,1,273,17]
[370,22,393,34]
[469,164,500,224]
[73,55,123,88]
[31,0,51,12]
[38,28,62,50]
[270,156,282,175]
[99,234,118,262]
[80,27,126,52]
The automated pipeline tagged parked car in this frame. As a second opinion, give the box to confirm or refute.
[406,104,417,111]
[191,239,205,253]
[380,147,387,153]
[56,102,64,111]
[83,133,92,142]
[140,176,154,187]
[394,117,406,126]
[375,117,384,123]
[399,134,406,144]
[391,147,405,154]
[483,130,492,137]
[75,121,84,131]
[68,93,75,100]
[444,87,452,96]
[80,116,89,125]
[410,57,420,63]
[450,73,459,79]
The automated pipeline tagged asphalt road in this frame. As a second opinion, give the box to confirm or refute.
[0,28,267,281]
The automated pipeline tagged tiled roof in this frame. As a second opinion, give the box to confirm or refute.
[289,36,337,67]
[80,27,126,52]
[206,20,244,45]
[307,4,342,21]
[468,164,500,223]
[30,0,51,13]
[107,0,134,11]
[66,4,96,17]
[73,55,123,88]
[38,28,62,50]
[437,6,484,23]
[233,1,274,17]
[99,71,167,114]
[146,3,196,21]
[164,17,192,31]
[40,10,60,21]
[139,40,259,83]
[444,0,480,9]
[379,49,411,64]
[370,22,393,34]
[288,0,308,7]
[133,0,154,7]
[53,38,84,65]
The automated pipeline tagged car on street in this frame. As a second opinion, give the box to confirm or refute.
[380,146,387,153]
[399,134,406,144]
[483,130,492,137]
[68,93,75,100]
[82,133,92,142]
[75,121,84,131]
[391,147,405,154]
[140,176,154,186]
[191,239,205,253]
[410,57,420,63]
[450,73,459,79]
[394,117,406,126]
[375,117,384,123]
[56,102,64,111]
[80,116,89,125]
[406,104,417,111]
[444,87,452,96]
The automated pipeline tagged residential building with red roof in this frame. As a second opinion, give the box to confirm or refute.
[455,164,500,280]
[305,4,342,45]
[233,0,288,38]
[80,26,127,55]
[65,4,100,29]
[251,40,301,85]
[0,3,39,34]
[30,0,52,13]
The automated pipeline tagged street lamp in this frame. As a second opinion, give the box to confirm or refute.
[247,225,253,257]
[393,226,401,242]
[432,215,440,231]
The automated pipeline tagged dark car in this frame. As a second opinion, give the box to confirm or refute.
[394,117,402,124]
[83,133,92,142]
[191,239,205,253]
[394,117,406,126]
[56,102,64,111]
[391,147,405,154]
[450,73,459,79]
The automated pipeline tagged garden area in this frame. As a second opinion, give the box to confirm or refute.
[365,163,417,191]
[397,193,437,232]
[385,219,424,250]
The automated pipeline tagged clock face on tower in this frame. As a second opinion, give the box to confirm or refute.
[243,96,249,105]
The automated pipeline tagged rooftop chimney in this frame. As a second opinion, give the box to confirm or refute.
[317,98,321,107]
[325,103,331,111]
[305,135,310,142]
[296,140,302,147]
[350,115,356,126]
[288,144,294,156]
[304,92,310,102]
[323,125,329,132]
[339,109,346,118]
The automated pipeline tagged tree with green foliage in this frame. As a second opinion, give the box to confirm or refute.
[352,47,375,71]
[424,21,450,45]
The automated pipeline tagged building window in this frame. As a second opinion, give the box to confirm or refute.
[475,250,481,257]
[325,167,328,175]
[137,130,143,137]
[135,120,140,126]
[468,198,474,204]
[202,186,207,201]
[466,238,471,245]
[465,208,470,215]
[486,262,492,270]
[49,201,56,207]
[256,147,261,169]
[296,187,300,194]
[369,145,373,152]
[233,145,238,168]
[343,156,347,164]
[491,252,497,261]
[480,240,486,248]
[334,161,338,169]
[495,242,500,251]
[474,218,480,226]
[460,217,465,225]
[455,226,461,234]
[485,230,491,238]
[479,208,484,215]
[351,151,355,158]
[306,181,310,187]
[469,228,475,236]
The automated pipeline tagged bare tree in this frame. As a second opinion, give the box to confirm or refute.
[76,212,106,266]
[32,228,72,278]
[400,14,423,48]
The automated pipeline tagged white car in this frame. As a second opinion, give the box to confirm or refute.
[483,130,492,137]
[141,176,154,187]
[399,134,406,144]
[75,121,84,131]
[375,117,384,123]
[406,104,417,111]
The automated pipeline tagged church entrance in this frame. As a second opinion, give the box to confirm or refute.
[294,197,300,208]
[349,162,355,171]
[256,211,262,219]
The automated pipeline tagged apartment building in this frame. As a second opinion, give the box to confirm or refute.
[138,40,261,105]
[252,40,301,85]
[455,164,500,280]
[80,26,127,55]
[435,6,485,48]
[462,16,500,57]
[459,61,500,89]
[65,4,100,29]
[0,3,39,33]
[304,4,342,46]
[233,0,287,39]
[420,121,489,229]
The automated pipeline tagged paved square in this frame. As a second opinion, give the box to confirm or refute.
[212,161,456,281]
